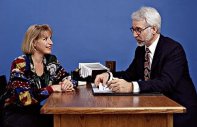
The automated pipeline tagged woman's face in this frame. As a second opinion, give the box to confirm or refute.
[33,31,53,55]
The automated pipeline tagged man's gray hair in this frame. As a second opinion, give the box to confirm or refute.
[131,6,161,33]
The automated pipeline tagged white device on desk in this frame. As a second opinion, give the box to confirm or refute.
[79,62,109,82]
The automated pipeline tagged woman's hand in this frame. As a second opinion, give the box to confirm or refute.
[51,84,62,92]
[51,79,74,92]
[60,79,75,92]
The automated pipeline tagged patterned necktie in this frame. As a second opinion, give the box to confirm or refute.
[144,47,151,81]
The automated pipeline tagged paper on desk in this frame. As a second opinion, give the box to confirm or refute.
[91,83,112,93]
[78,81,86,86]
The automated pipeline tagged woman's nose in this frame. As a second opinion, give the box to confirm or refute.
[49,39,53,45]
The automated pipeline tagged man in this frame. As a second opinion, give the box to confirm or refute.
[95,6,197,127]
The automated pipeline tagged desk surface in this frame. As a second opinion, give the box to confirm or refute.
[41,85,185,115]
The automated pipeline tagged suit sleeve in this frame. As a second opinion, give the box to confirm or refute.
[113,48,140,81]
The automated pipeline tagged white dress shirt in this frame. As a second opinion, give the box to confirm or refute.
[108,35,160,93]
[132,34,160,93]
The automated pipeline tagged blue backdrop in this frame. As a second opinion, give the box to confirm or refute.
[0,0,197,90]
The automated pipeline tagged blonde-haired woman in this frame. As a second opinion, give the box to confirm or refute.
[3,24,74,127]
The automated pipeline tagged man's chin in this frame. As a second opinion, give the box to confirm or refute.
[137,41,145,47]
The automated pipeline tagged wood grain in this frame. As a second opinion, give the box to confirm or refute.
[41,85,185,114]
[41,85,186,127]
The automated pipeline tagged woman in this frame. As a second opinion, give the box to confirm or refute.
[3,24,74,127]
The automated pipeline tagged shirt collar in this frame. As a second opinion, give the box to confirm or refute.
[145,34,160,55]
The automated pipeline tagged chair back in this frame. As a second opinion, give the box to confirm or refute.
[0,75,7,95]
[0,75,7,126]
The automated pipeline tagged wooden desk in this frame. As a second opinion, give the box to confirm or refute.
[41,85,186,127]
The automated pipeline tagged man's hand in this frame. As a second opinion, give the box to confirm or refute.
[107,78,133,93]
[94,72,110,86]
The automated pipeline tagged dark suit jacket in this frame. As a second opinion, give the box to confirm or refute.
[114,34,197,127]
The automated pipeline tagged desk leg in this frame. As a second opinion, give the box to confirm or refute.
[54,115,60,127]
[167,114,173,127]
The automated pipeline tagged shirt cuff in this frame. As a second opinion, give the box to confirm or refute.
[132,81,140,93]
[107,71,113,81]
[46,86,54,94]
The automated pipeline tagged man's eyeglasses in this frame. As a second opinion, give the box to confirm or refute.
[130,26,151,35]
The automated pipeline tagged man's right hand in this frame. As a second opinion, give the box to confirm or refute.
[94,72,110,86]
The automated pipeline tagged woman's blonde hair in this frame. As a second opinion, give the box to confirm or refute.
[21,24,52,54]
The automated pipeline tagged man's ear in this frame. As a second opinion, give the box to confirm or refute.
[151,26,158,34]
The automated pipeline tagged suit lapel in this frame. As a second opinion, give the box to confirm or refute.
[139,46,146,79]
[151,35,163,76]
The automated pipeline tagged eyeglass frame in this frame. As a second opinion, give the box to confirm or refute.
[130,26,151,35]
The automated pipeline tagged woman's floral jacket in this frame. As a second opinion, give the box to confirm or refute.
[5,54,69,107]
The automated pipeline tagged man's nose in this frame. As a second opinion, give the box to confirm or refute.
[133,31,139,38]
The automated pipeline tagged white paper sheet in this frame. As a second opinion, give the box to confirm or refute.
[91,83,112,93]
